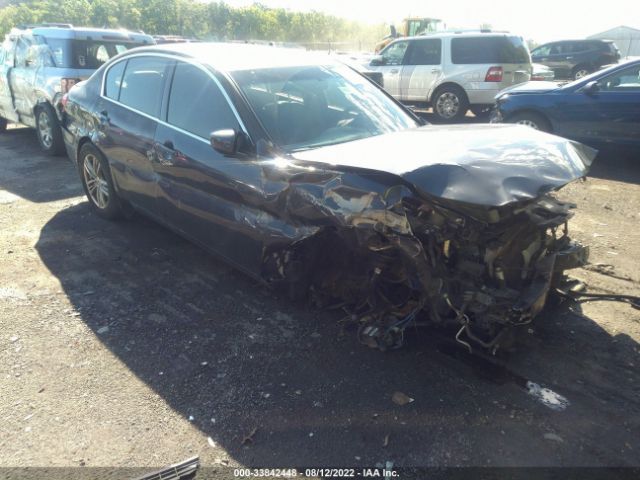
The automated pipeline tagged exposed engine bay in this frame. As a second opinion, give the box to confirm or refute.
[265,188,588,353]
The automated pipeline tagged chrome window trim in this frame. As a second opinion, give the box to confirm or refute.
[99,52,250,143]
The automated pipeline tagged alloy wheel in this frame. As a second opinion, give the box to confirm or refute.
[435,92,460,119]
[83,153,110,209]
[37,110,53,149]
[574,69,589,79]
[516,119,539,130]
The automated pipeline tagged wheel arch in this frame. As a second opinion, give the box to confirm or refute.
[429,81,468,104]
[504,108,554,133]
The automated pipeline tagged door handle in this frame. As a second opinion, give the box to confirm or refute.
[431,68,440,73]
[390,69,399,74]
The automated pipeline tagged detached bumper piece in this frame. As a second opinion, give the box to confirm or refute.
[133,456,199,480]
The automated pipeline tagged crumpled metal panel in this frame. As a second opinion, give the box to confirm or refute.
[251,125,596,351]
[292,124,595,207]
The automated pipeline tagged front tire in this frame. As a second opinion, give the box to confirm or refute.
[432,85,469,122]
[35,104,64,155]
[508,112,551,132]
[78,143,123,220]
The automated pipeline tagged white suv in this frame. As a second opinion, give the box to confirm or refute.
[367,31,532,121]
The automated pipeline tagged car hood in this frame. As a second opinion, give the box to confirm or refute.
[498,80,560,96]
[291,124,595,207]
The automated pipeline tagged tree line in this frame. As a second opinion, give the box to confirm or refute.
[0,0,387,50]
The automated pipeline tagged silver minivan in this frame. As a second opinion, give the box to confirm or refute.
[0,24,153,154]
[367,31,532,121]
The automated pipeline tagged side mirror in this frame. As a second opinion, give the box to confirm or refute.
[583,81,599,95]
[370,55,385,67]
[210,129,241,156]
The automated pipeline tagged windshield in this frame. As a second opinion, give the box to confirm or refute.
[231,64,418,151]
[43,38,145,69]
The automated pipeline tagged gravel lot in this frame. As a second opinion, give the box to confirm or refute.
[1,124,639,471]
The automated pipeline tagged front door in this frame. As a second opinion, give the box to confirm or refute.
[371,40,409,99]
[554,65,640,145]
[0,37,19,122]
[152,61,262,273]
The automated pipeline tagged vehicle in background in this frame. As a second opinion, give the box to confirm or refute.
[153,35,200,44]
[531,63,555,81]
[530,39,620,80]
[0,23,154,154]
[60,43,592,353]
[374,17,442,53]
[331,52,384,87]
[368,31,532,121]
[492,59,640,148]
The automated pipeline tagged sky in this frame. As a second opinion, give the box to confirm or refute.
[222,0,639,44]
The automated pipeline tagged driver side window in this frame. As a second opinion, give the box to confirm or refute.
[381,41,409,66]
[597,65,640,91]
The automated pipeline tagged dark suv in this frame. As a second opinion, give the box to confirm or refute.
[531,39,620,80]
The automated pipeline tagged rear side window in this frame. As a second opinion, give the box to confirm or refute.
[104,60,126,100]
[42,38,147,69]
[118,56,169,117]
[167,62,238,139]
[451,36,530,64]
[405,39,441,65]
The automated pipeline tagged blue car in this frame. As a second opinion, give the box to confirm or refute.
[492,59,640,149]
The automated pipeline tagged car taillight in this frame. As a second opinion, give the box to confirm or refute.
[485,66,503,82]
[60,78,80,94]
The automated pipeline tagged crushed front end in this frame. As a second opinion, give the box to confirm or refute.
[267,187,589,354]
[270,125,595,352]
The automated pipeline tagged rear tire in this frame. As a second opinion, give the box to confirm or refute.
[508,112,551,132]
[35,104,64,156]
[432,85,469,122]
[572,65,591,80]
[78,143,123,220]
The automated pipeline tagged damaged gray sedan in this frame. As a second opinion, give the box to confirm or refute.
[61,43,594,352]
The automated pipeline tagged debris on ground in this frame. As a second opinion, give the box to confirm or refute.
[241,426,258,445]
[383,434,390,447]
[544,433,564,443]
[391,392,414,406]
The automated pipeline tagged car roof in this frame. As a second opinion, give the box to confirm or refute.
[12,25,153,43]
[119,42,341,71]
[404,31,519,40]
[538,39,610,45]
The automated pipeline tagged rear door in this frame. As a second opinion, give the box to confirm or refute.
[372,40,409,98]
[401,38,442,102]
[152,61,262,272]
[95,55,172,216]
